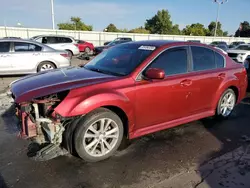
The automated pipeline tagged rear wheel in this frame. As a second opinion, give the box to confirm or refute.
[66,50,73,59]
[37,61,56,72]
[85,47,91,53]
[74,108,124,162]
[216,89,236,119]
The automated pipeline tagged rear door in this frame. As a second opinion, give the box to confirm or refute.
[10,42,43,72]
[187,46,226,114]
[0,41,12,73]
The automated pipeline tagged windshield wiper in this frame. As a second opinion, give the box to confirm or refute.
[84,67,124,76]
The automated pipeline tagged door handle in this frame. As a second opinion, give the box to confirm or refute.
[33,53,40,56]
[217,73,226,79]
[180,79,192,87]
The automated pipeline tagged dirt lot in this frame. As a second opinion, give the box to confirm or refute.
[0,61,250,188]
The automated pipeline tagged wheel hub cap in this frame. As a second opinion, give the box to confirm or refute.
[220,92,235,117]
[83,118,119,157]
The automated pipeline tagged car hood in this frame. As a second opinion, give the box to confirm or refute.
[11,66,117,103]
[227,50,249,53]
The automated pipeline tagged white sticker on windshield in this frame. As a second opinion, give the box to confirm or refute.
[138,45,156,51]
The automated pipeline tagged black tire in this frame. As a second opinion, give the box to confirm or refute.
[215,88,236,119]
[37,61,56,72]
[66,50,73,59]
[74,108,124,162]
[85,47,91,53]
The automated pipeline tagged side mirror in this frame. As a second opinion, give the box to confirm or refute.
[144,68,165,80]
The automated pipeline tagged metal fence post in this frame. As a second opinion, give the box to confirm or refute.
[26,29,29,38]
[99,33,101,46]
[4,26,7,37]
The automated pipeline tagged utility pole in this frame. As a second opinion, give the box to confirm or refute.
[213,0,228,37]
[51,0,55,29]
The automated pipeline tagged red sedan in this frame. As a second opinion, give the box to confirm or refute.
[76,40,94,53]
[11,40,248,162]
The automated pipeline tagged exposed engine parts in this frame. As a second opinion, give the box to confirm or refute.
[15,92,70,160]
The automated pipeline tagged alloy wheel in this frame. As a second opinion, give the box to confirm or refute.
[220,91,236,117]
[40,64,54,71]
[83,118,119,157]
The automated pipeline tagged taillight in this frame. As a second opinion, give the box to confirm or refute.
[60,53,69,58]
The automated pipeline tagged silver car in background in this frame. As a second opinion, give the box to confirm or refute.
[0,38,71,75]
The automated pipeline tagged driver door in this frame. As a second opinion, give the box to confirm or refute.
[135,46,194,129]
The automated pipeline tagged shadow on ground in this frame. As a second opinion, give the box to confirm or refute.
[0,174,8,188]
[195,94,250,188]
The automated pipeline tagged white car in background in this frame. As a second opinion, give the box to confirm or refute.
[30,35,80,58]
[227,44,250,66]
[0,38,71,75]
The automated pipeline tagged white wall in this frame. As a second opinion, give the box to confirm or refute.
[1,26,250,46]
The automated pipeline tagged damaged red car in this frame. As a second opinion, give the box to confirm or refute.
[10,40,248,162]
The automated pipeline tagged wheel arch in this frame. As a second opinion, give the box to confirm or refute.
[37,60,57,72]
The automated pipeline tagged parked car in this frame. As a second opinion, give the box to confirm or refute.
[11,40,248,162]
[229,41,245,49]
[104,37,132,46]
[227,44,250,64]
[30,35,80,58]
[75,40,94,53]
[215,44,229,52]
[0,38,71,75]
[210,41,228,47]
[94,39,132,55]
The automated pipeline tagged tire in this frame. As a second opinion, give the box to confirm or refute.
[66,50,73,59]
[37,61,56,72]
[215,88,236,119]
[74,108,124,162]
[85,47,91,53]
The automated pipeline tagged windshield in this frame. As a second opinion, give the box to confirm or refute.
[84,45,155,76]
[235,45,250,50]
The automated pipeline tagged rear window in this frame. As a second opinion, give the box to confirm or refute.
[0,42,10,52]
[235,45,250,50]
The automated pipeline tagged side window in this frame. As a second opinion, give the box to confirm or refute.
[215,52,225,68]
[0,42,10,53]
[64,37,73,43]
[47,37,57,44]
[147,48,188,76]
[57,37,72,43]
[191,46,216,71]
[35,37,42,43]
[14,42,42,52]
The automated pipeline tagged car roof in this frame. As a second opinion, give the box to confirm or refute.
[31,34,75,38]
[0,38,55,50]
[122,40,185,48]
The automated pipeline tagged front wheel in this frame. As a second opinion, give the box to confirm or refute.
[74,108,124,162]
[216,89,236,119]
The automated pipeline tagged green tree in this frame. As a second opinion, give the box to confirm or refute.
[104,24,120,32]
[57,17,92,31]
[182,23,207,36]
[207,21,227,36]
[129,27,150,34]
[145,9,180,35]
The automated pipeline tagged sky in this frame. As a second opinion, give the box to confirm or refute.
[1,0,249,35]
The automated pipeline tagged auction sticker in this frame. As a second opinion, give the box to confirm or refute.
[138,46,156,51]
